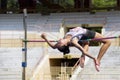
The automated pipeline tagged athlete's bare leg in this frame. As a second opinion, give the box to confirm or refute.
[94,32,111,71]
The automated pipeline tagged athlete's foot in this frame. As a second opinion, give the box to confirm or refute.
[80,55,85,68]
[94,59,100,72]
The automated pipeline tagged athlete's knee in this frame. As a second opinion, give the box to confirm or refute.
[105,40,111,46]
[82,50,88,55]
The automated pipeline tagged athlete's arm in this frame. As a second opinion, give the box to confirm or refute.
[41,33,57,49]
[71,37,86,53]
[71,37,95,59]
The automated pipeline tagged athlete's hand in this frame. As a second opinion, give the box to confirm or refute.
[41,33,46,39]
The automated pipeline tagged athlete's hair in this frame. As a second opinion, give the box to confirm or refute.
[57,45,70,55]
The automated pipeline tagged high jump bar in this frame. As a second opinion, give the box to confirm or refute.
[86,35,120,41]
[22,36,120,42]
[22,40,58,42]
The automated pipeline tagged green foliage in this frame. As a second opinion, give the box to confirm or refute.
[60,0,74,8]
[93,0,116,8]
[55,0,116,8]
[5,0,117,13]
[7,0,18,10]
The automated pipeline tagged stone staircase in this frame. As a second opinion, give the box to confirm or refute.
[0,48,44,80]
[0,48,22,80]
[0,69,21,80]
[74,46,120,80]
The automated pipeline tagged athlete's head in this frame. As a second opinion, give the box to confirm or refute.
[56,39,70,54]
[57,45,70,54]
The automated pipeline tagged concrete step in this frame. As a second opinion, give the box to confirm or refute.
[0,71,21,80]
[74,47,120,80]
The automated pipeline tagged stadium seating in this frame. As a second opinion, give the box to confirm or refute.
[0,11,120,80]
[71,46,120,80]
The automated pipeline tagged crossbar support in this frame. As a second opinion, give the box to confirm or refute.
[22,9,27,80]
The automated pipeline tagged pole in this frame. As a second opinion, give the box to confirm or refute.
[22,8,27,80]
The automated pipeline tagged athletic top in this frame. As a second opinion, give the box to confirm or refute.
[65,27,87,41]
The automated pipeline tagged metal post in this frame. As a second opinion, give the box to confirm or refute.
[22,8,27,80]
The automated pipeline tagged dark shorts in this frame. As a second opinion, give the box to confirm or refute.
[82,30,96,39]
[78,30,95,45]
